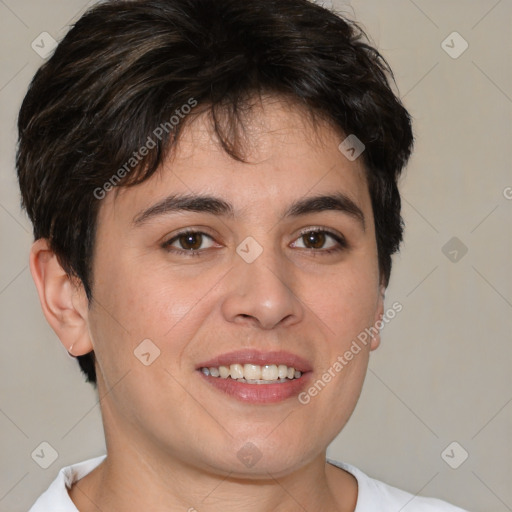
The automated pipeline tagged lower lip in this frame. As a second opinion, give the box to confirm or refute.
[199,372,310,404]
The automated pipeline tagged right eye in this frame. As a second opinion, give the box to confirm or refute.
[162,230,217,255]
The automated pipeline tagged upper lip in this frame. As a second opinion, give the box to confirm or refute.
[197,350,312,373]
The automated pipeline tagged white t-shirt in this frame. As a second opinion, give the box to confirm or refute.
[29,455,469,511]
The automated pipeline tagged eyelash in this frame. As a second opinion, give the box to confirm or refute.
[162,230,216,257]
[161,228,348,257]
[294,227,349,255]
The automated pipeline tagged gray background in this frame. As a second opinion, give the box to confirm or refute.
[1,1,511,511]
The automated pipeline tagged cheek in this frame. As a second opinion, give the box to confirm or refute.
[94,253,204,335]
[87,268,203,428]
[304,265,380,344]
[89,255,223,380]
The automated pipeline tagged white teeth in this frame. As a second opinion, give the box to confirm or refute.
[245,378,288,384]
[219,365,230,378]
[201,363,303,383]
[261,364,278,381]
[244,364,262,380]
[230,363,244,379]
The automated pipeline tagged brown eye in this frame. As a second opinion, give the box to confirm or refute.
[290,229,347,253]
[302,231,326,249]
[178,233,203,250]
[163,231,216,253]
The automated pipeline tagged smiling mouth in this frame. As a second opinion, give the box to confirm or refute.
[200,364,302,384]
[196,350,311,403]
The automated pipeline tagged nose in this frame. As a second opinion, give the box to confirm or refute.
[220,246,304,330]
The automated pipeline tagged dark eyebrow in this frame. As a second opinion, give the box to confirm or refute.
[132,192,365,231]
[132,194,234,226]
[283,193,366,231]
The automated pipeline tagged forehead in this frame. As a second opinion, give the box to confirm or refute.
[102,97,371,226]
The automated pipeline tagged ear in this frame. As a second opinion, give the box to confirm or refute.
[29,239,93,356]
[370,284,386,351]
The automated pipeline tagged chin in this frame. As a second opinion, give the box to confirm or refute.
[199,430,325,479]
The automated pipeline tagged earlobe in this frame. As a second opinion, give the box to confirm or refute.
[29,239,93,356]
[370,285,386,351]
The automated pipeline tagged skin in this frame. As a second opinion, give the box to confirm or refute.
[30,96,385,512]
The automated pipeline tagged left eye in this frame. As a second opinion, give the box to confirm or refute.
[164,232,216,251]
[291,230,344,251]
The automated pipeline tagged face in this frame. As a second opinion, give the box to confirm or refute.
[87,97,384,477]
